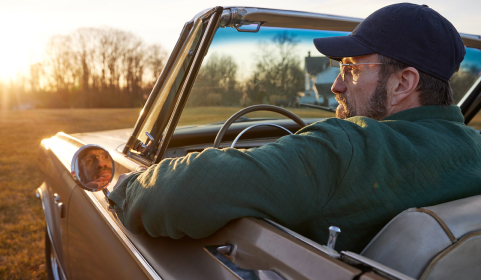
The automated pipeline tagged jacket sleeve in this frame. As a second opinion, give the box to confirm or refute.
[108,119,353,239]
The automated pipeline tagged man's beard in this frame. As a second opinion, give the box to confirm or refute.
[336,78,388,120]
[92,167,113,181]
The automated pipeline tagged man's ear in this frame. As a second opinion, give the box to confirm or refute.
[390,67,420,106]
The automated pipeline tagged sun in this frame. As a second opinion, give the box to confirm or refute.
[0,15,43,82]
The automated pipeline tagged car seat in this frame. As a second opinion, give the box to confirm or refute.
[360,195,481,279]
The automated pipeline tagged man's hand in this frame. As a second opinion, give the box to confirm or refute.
[109,172,134,216]
[85,176,111,190]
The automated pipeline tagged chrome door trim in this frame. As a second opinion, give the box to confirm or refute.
[37,186,68,280]
[341,251,415,280]
[84,190,162,280]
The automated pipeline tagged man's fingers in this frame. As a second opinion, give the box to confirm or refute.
[85,181,103,189]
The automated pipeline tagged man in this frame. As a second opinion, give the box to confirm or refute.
[78,148,113,189]
[109,3,481,253]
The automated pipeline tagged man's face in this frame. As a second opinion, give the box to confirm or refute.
[331,54,388,120]
[80,149,113,183]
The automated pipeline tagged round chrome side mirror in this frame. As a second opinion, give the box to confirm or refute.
[71,144,115,198]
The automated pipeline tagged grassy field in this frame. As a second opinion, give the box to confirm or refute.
[0,109,141,279]
[1,107,481,279]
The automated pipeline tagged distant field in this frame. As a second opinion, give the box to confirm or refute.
[1,107,480,279]
[0,108,141,279]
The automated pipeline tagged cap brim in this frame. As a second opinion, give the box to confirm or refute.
[313,36,375,60]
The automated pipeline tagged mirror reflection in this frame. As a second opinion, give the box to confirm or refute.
[72,145,114,192]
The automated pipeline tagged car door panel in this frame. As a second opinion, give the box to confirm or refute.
[37,142,76,276]
[68,186,152,279]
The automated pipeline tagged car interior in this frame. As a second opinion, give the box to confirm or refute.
[122,7,481,279]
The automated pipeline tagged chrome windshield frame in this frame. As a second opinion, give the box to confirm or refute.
[124,8,217,160]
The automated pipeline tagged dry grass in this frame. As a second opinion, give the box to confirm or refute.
[1,107,480,279]
[0,108,141,279]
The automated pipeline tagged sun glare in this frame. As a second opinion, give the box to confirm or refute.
[0,39,37,82]
[0,14,44,82]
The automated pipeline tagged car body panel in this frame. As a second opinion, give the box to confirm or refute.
[67,187,152,279]
[37,138,77,277]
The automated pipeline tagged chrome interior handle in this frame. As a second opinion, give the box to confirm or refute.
[204,245,286,280]
[134,132,155,153]
[327,226,341,250]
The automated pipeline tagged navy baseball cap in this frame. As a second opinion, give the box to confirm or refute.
[313,3,466,82]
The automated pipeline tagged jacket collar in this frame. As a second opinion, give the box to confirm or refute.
[382,105,464,123]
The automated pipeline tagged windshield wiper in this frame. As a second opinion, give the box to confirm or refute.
[300,103,336,112]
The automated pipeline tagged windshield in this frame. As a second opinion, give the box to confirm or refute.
[178,25,481,128]
[178,27,344,126]
[453,47,481,104]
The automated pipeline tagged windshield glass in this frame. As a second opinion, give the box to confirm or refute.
[453,47,481,104]
[178,27,344,126]
[179,25,481,127]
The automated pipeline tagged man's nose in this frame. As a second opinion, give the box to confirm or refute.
[331,74,346,94]
[98,157,110,167]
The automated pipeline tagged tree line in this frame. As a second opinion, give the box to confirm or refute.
[1,27,167,109]
[1,27,479,111]
[187,31,305,108]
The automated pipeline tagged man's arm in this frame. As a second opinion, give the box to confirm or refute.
[109,119,353,239]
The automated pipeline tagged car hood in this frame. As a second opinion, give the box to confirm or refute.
[71,128,133,153]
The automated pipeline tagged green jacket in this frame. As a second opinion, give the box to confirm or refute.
[109,105,481,253]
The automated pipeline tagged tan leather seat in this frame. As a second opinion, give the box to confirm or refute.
[360,195,481,279]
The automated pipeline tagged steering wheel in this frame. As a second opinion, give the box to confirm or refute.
[213,105,307,148]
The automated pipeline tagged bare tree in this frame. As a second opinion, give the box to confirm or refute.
[145,44,168,87]
[246,31,304,105]
[451,65,481,103]
[29,63,43,93]
[188,53,240,106]
[35,26,167,108]
[45,35,76,93]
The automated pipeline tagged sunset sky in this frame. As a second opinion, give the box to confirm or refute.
[1,0,480,82]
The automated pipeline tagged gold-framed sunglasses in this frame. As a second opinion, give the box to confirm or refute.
[330,59,384,81]
[81,152,110,165]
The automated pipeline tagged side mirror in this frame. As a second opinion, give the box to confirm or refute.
[71,144,115,199]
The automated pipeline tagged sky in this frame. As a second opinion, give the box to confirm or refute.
[1,0,480,82]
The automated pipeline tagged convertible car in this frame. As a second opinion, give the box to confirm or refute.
[36,6,481,280]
